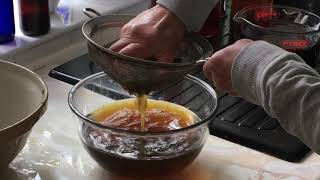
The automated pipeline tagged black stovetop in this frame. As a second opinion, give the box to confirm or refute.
[49,53,310,162]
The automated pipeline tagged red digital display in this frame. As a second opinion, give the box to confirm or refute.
[282,40,310,49]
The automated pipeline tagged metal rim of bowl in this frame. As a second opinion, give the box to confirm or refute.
[82,14,213,69]
[68,72,218,136]
[0,60,48,138]
[234,5,320,35]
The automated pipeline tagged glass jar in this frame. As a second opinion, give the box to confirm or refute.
[18,0,50,36]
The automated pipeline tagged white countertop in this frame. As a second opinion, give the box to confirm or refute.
[1,0,320,179]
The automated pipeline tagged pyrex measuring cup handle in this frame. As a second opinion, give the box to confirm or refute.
[83,8,102,18]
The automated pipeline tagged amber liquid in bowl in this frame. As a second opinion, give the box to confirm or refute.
[82,98,204,176]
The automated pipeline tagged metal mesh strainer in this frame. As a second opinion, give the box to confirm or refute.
[82,10,213,94]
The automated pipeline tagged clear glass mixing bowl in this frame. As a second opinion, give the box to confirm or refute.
[68,72,218,176]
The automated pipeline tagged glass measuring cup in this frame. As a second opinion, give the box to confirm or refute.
[233,5,320,67]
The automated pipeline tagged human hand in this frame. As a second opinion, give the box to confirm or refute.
[110,4,185,62]
[203,39,253,96]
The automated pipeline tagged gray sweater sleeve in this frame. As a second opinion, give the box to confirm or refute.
[232,41,320,154]
[156,0,218,32]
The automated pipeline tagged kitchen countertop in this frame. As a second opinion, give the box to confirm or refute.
[1,1,320,180]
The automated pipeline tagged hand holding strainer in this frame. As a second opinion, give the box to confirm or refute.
[82,8,213,94]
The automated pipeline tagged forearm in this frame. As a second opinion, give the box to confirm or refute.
[232,41,320,153]
[156,0,218,32]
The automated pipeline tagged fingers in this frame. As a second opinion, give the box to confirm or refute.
[118,43,152,59]
[109,39,129,52]
[110,35,178,62]
[109,38,176,62]
[203,44,239,93]
[155,50,176,63]
[203,50,227,83]
[203,55,236,95]
[203,39,254,96]
[203,58,215,82]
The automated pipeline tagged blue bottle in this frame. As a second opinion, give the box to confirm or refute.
[0,0,15,43]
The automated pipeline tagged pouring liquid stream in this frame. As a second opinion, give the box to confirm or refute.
[136,94,147,131]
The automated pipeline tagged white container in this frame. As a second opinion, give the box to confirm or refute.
[49,0,60,13]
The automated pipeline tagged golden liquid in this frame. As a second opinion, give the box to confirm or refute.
[86,98,202,175]
[136,94,147,131]
[91,98,197,132]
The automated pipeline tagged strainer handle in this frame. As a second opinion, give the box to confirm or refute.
[195,58,210,66]
[83,8,102,18]
[194,33,230,66]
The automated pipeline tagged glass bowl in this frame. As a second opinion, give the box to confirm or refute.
[68,72,218,176]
